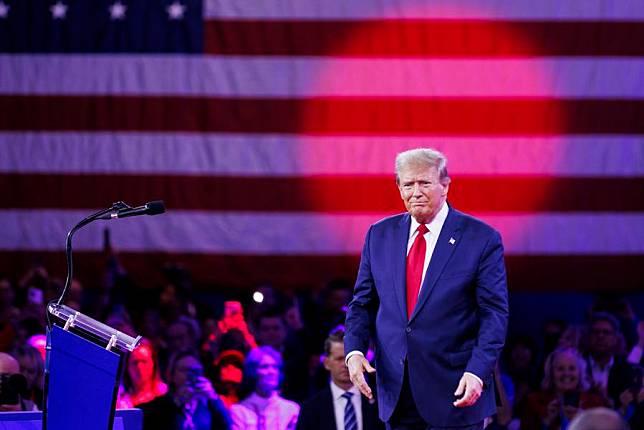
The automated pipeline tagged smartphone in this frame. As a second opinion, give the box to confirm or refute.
[223,301,244,328]
[224,301,243,318]
[186,367,203,388]
[562,391,580,408]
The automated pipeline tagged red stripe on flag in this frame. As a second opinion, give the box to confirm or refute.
[204,20,644,57]
[2,174,642,212]
[1,251,641,291]
[2,96,643,135]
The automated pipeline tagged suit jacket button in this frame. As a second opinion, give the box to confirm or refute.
[405,327,412,333]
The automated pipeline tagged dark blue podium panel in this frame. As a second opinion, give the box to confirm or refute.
[0,410,141,430]
[46,326,122,430]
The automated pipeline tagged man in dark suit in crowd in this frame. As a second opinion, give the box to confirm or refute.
[297,328,384,430]
[585,312,643,410]
[344,148,509,429]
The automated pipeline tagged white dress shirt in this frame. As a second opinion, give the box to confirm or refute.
[330,382,363,430]
[406,202,449,292]
[589,356,614,394]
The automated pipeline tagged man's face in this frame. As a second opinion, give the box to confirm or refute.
[257,317,287,349]
[324,342,351,387]
[398,164,448,224]
[589,320,617,355]
[172,356,203,390]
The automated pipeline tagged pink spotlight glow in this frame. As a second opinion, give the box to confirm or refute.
[297,2,565,252]
[27,334,47,361]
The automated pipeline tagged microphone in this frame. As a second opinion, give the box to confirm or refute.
[97,201,165,220]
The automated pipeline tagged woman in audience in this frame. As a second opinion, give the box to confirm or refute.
[230,346,299,430]
[521,347,607,430]
[120,339,167,407]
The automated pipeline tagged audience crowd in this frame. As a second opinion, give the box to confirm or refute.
[0,259,641,430]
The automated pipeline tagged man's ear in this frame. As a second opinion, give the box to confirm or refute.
[441,182,450,197]
[323,356,331,371]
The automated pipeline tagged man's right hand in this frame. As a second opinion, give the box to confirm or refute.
[347,354,376,399]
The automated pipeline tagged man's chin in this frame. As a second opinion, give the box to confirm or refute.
[410,211,432,223]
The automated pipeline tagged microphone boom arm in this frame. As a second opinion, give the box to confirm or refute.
[56,201,131,307]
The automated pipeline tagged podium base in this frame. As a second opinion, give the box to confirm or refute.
[0,410,141,430]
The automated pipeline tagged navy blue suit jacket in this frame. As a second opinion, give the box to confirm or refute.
[344,206,509,427]
[296,386,385,430]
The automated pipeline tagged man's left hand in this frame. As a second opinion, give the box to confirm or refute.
[453,373,483,407]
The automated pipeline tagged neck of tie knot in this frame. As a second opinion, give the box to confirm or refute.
[417,224,428,235]
[342,392,353,400]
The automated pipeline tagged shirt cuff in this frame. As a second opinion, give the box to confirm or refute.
[345,350,364,366]
[464,372,483,386]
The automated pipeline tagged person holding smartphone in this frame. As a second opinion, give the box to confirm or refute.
[617,366,643,428]
[520,347,607,430]
[139,350,231,430]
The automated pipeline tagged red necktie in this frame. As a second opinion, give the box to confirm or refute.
[406,224,428,319]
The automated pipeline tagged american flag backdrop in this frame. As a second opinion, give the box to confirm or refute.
[0,0,642,290]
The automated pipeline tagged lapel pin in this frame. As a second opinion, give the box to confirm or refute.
[449,237,456,245]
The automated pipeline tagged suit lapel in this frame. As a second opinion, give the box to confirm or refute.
[393,214,411,322]
[321,388,336,429]
[410,208,463,322]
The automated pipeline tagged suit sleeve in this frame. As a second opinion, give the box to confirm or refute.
[465,229,509,385]
[209,397,232,430]
[344,225,380,356]
[295,402,314,430]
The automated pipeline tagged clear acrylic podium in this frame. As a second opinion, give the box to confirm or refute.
[44,304,142,430]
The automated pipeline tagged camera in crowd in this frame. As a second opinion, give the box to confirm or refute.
[0,373,28,405]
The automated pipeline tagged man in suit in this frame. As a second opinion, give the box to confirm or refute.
[297,328,384,430]
[344,148,509,429]
[584,312,642,410]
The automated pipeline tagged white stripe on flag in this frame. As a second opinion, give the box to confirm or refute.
[1,210,642,255]
[204,0,644,20]
[1,55,643,98]
[1,133,642,177]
